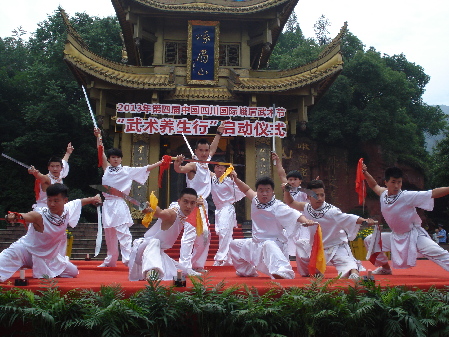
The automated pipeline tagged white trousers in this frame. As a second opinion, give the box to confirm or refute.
[179,222,211,270]
[295,239,359,277]
[229,238,295,279]
[214,204,237,265]
[103,223,132,267]
[364,231,449,271]
[128,237,182,281]
[0,241,78,282]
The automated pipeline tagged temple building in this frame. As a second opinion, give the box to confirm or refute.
[61,0,346,220]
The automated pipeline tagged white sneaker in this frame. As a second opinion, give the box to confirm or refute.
[193,267,207,273]
[372,267,392,275]
[186,269,201,277]
[348,273,360,280]
[146,269,160,281]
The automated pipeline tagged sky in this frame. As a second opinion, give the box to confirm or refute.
[1,0,448,106]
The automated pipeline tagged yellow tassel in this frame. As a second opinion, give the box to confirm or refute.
[219,165,234,183]
[195,208,203,236]
[142,191,158,227]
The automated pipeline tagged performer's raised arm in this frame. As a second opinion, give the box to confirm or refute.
[80,194,102,207]
[209,121,226,157]
[271,152,287,184]
[94,127,109,170]
[62,142,74,162]
[362,163,386,196]
[28,166,50,185]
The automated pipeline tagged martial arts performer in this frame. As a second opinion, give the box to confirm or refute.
[271,152,309,258]
[29,142,74,211]
[128,188,202,281]
[363,165,449,275]
[283,179,375,279]
[173,122,225,273]
[94,128,163,267]
[228,173,315,279]
[210,162,245,266]
[0,183,101,282]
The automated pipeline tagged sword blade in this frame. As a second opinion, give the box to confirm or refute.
[298,188,318,200]
[171,157,244,167]
[1,153,31,169]
[90,185,146,210]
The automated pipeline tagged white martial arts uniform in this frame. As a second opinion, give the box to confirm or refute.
[101,164,150,267]
[0,200,82,282]
[364,190,449,271]
[285,188,310,256]
[211,175,245,266]
[295,202,362,277]
[129,202,189,281]
[33,160,69,211]
[179,157,211,271]
[229,197,302,279]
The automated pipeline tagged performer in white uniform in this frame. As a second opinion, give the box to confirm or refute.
[362,165,449,275]
[0,184,101,282]
[211,163,245,266]
[29,143,74,212]
[94,128,163,267]
[228,174,315,279]
[174,123,224,273]
[271,152,309,257]
[283,180,375,279]
[129,188,200,281]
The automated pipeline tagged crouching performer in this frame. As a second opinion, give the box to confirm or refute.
[0,183,101,282]
[283,179,375,279]
[228,172,315,279]
[128,188,200,281]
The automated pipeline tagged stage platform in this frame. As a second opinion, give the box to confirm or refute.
[1,260,447,296]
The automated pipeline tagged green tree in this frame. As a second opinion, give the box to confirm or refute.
[0,10,122,218]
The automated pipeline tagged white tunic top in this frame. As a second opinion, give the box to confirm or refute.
[380,189,434,269]
[302,202,360,249]
[20,200,82,278]
[250,197,302,244]
[380,190,433,234]
[211,175,245,209]
[186,156,211,199]
[143,202,188,249]
[34,160,69,210]
[102,165,150,228]
[289,188,308,203]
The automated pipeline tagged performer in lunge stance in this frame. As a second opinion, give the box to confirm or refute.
[29,142,74,211]
[228,172,315,279]
[94,128,163,267]
[0,183,101,282]
[283,179,375,279]
[174,122,225,273]
[363,165,449,275]
[128,188,202,281]
[210,162,245,266]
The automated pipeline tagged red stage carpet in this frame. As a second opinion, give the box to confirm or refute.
[1,260,448,296]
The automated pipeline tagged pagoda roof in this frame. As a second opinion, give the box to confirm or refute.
[113,0,295,14]
[111,0,298,67]
[61,8,345,101]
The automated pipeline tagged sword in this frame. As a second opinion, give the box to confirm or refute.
[171,157,244,167]
[82,86,98,129]
[90,185,147,211]
[298,188,318,200]
[1,153,32,169]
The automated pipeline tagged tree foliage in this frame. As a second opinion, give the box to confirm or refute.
[0,10,122,218]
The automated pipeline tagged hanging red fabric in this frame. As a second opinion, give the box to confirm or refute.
[355,158,366,206]
[158,155,172,188]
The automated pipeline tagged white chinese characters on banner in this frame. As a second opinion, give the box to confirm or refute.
[116,117,288,138]
[116,103,286,118]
